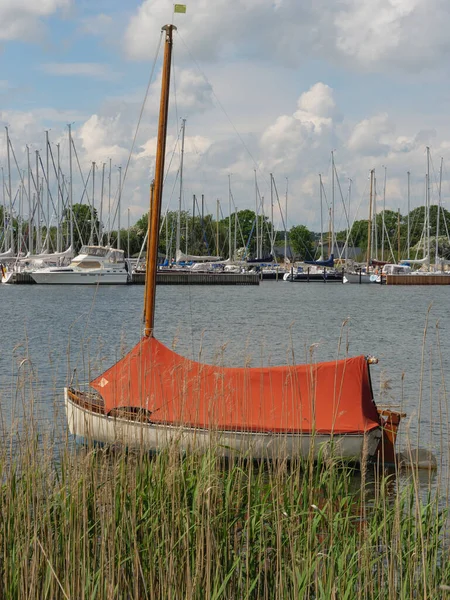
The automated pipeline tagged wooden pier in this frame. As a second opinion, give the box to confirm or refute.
[132,271,260,285]
[386,274,450,285]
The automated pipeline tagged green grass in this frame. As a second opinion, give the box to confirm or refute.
[0,438,448,600]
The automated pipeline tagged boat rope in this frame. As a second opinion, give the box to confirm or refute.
[175,30,272,194]
[118,30,164,199]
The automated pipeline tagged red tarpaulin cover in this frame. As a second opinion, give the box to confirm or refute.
[90,337,380,434]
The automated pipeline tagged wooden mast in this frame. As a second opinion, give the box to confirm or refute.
[144,24,176,338]
[367,169,374,273]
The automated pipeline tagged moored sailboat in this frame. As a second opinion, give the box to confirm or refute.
[65,24,403,463]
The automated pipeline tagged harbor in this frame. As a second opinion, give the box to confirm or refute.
[1,2,450,597]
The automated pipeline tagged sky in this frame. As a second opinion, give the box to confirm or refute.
[1,0,450,233]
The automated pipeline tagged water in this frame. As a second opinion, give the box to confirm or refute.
[0,281,448,485]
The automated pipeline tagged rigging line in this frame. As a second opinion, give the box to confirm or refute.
[171,43,179,134]
[71,138,93,207]
[230,190,246,249]
[119,30,164,198]
[333,163,350,234]
[8,139,31,204]
[175,30,271,189]
[439,160,450,244]
[37,154,58,224]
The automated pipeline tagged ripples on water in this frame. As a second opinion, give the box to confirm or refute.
[0,281,448,488]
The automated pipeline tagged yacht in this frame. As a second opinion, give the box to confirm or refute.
[30,245,129,285]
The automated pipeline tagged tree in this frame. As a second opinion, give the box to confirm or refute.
[62,203,100,252]
[220,209,273,258]
[289,225,314,260]
[408,205,450,247]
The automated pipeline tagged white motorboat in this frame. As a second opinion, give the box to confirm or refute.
[30,245,129,285]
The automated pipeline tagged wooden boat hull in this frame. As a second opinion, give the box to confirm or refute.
[64,388,383,461]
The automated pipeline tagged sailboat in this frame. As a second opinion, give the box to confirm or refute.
[64,25,403,463]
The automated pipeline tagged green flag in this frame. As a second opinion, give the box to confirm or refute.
[174,4,186,13]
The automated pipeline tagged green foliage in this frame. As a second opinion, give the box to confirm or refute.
[220,209,273,258]
[289,225,314,260]
[62,203,101,252]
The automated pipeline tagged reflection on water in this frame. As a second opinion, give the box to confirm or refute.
[0,281,448,492]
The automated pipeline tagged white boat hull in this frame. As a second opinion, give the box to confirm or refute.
[31,270,128,285]
[64,388,382,461]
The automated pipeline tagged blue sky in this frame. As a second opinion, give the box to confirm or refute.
[2,0,450,231]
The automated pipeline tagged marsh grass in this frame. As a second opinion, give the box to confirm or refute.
[0,432,448,600]
[0,309,449,599]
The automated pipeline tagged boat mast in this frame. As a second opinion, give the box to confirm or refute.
[108,158,112,246]
[397,208,401,260]
[5,128,13,255]
[216,199,220,255]
[144,24,176,338]
[436,157,443,269]
[426,146,430,270]
[373,175,377,259]
[1,168,5,253]
[46,131,50,251]
[56,143,61,252]
[228,174,232,259]
[319,174,324,258]
[234,206,237,260]
[91,161,95,245]
[127,207,130,258]
[345,178,351,262]
[261,195,265,257]
[191,194,196,256]
[331,151,335,257]
[99,162,105,245]
[36,150,41,254]
[367,169,374,272]
[270,174,274,256]
[254,170,259,258]
[407,171,410,255]
[284,177,288,263]
[381,166,386,262]
[27,146,33,255]
[68,124,74,250]
[176,118,186,260]
[117,166,122,250]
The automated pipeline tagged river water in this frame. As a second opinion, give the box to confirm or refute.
[0,281,448,489]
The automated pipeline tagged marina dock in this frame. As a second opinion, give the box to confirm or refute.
[6,271,260,285]
[133,271,260,285]
[387,274,450,285]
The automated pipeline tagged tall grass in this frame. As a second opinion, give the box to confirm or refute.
[0,437,448,599]
[0,308,448,599]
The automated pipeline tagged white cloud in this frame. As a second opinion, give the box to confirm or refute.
[334,0,450,70]
[347,113,394,156]
[3,78,450,233]
[123,0,450,73]
[0,0,70,42]
[40,63,120,81]
[261,83,337,171]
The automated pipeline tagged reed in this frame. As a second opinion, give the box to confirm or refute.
[0,310,448,599]
[0,432,447,600]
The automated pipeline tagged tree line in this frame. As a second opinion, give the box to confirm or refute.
[2,203,449,261]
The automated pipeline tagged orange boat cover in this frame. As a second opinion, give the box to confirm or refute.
[90,337,380,434]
